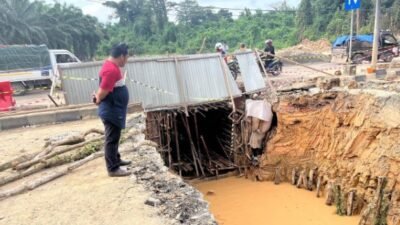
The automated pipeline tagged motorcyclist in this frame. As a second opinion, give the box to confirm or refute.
[264,39,275,69]
[215,42,228,62]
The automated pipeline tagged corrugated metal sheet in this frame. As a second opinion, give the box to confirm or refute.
[60,53,242,111]
[125,59,181,110]
[60,61,102,105]
[235,51,266,93]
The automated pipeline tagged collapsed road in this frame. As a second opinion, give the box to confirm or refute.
[1,49,400,225]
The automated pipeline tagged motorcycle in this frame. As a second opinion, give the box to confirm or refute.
[258,53,283,76]
[227,57,240,80]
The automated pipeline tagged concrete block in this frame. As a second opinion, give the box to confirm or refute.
[27,112,56,126]
[0,116,28,130]
[79,107,98,120]
[55,110,82,123]
[355,75,367,82]
[376,69,387,79]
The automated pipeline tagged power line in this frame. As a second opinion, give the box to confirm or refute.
[201,6,296,12]
[86,0,296,13]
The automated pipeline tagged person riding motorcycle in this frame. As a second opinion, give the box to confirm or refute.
[264,39,275,69]
[215,42,228,62]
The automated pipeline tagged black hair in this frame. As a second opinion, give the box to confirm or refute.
[110,43,129,58]
[240,43,246,48]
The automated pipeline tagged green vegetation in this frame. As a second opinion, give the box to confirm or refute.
[1,0,400,59]
[0,0,102,60]
[97,0,297,56]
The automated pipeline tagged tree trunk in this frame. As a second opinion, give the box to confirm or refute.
[325,180,335,206]
[0,153,39,172]
[15,136,103,171]
[316,175,323,198]
[0,152,104,200]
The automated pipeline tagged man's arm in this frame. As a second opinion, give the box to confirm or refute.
[94,88,109,105]
[94,69,117,105]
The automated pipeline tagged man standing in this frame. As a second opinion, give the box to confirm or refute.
[94,43,131,177]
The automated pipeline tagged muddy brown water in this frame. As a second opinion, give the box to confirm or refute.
[195,177,360,225]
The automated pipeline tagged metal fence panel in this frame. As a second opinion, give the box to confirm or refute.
[125,60,181,110]
[60,54,242,111]
[235,51,266,93]
[178,56,241,105]
[60,62,102,105]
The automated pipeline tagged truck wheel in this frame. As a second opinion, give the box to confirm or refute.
[352,54,364,64]
[11,82,27,96]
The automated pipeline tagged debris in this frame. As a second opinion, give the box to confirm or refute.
[145,197,161,207]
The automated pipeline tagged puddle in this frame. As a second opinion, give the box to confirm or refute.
[195,177,360,225]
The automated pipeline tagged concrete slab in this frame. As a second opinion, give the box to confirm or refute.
[27,112,57,126]
[0,103,142,131]
[0,116,29,130]
[79,107,98,120]
[55,110,82,123]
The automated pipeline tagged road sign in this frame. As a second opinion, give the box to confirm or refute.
[345,0,361,11]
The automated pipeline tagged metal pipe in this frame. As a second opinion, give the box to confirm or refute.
[219,56,236,112]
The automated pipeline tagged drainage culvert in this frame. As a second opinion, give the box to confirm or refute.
[145,101,247,178]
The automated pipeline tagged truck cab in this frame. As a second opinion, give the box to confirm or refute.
[49,49,81,84]
[0,46,80,95]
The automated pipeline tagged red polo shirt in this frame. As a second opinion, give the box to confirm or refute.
[99,60,122,92]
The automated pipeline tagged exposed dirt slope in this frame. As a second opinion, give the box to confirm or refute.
[259,90,400,225]
[278,39,332,57]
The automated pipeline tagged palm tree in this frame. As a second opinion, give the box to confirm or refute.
[0,0,48,44]
[0,0,103,60]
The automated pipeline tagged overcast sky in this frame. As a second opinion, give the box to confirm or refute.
[44,0,301,23]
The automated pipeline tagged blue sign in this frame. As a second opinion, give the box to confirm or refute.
[345,0,361,11]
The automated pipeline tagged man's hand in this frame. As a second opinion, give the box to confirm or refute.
[93,88,110,106]
[92,91,98,105]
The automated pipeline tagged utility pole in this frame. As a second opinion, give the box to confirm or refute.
[349,10,354,64]
[356,9,360,34]
[371,0,380,69]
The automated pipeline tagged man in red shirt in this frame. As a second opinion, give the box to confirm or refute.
[94,43,131,177]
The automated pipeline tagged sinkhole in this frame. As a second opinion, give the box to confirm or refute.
[145,91,400,225]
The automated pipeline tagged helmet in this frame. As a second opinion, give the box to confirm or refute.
[215,42,223,50]
[265,39,272,44]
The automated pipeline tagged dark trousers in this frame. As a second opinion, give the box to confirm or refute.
[265,59,273,69]
[103,120,122,172]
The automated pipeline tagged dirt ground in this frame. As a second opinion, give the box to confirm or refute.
[0,119,171,225]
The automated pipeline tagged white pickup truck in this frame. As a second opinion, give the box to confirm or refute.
[0,45,81,94]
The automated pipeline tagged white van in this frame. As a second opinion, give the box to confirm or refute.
[0,45,81,94]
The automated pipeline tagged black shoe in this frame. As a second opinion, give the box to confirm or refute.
[119,160,132,166]
[108,167,131,177]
